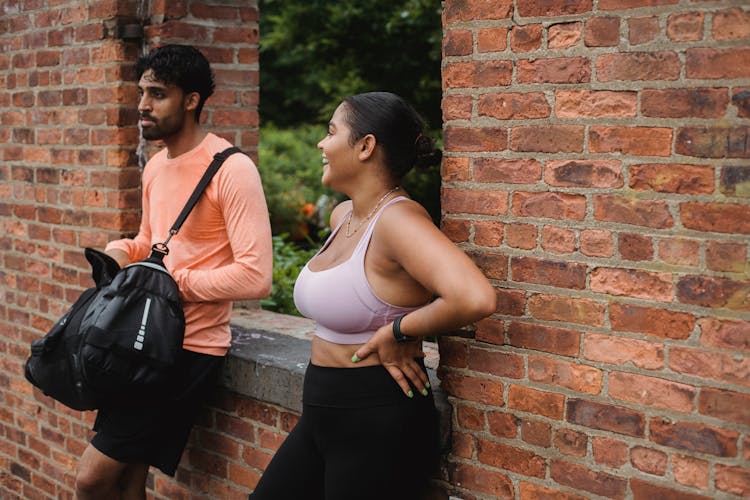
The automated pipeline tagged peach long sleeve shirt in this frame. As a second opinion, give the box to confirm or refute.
[106,133,273,356]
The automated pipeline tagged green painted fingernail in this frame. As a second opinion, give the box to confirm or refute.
[351,354,359,363]
[425,381,431,388]
[421,389,429,397]
[407,390,414,398]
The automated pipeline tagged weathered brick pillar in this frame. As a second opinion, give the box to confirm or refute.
[440,1,749,498]
[0,1,259,497]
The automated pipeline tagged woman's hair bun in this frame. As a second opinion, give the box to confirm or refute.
[414,134,442,169]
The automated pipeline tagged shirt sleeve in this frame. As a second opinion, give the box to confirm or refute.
[173,155,273,302]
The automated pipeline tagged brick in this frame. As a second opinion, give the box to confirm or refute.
[444,29,473,56]
[442,217,471,243]
[590,126,672,156]
[487,411,518,438]
[442,188,508,216]
[585,17,620,47]
[677,126,750,158]
[521,419,551,447]
[443,60,513,88]
[440,371,504,406]
[699,317,750,352]
[719,165,750,196]
[511,256,586,289]
[619,233,653,261]
[513,191,586,220]
[681,202,750,235]
[590,267,673,302]
[596,52,680,81]
[593,194,673,229]
[510,24,542,52]
[632,478,712,500]
[550,459,627,499]
[474,158,542,183]
[591,436,628,468]
[444,126,507,152]
[610,372,695,412]
[548,22,582,49]
[500,222,535,249]
[441,156,471,182]
[541,225,576,254]
[686,47,750,79]
[519,482,588,500]
[715,464,750,497]
[507,322,580,357]
[529,356,602,394]
[554,428,587,457]
[517,57,590,84]
[508,385,564,419]
[477,438,546,477]
[473,220,503,247]
[672,345,750,387]
[580,229,614,257]
[442,95,472,122]
[510,125,584,153]
[444,0,514,22]
[629,16,659,45]
[546,159,623,189]
[470,250,508,281]
[642,89,728,119]
[452,431,475,458]
[706,240,747,273]
[438,337,468,368]
[667,11,704,42]
[457,403,486,431]
[672,454,709,489]
[493,288,526,316]
[556,90,635,118]
[713,8,750,41]
[650,417,738,457]
[676,275,750,311]
[528,293,605,326]
[567,398,645,437]
[632,163,714,195]
[583,334,664,370]
[477,27,508,53]
[609,303,694,339]
[658,238,700,266]
[467,347,524,379]
[518,0,592,17]
[475,317,504,345]
[699,387,750,426]
[478,92,550,120]
[448,462,514,498]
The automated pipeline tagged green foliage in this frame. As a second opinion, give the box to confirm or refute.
[257,124,340,238]
[259,0,442,129]
[261,235,318,315]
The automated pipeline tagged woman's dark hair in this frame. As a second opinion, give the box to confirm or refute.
[136,45,215,123]
[341,92,441,180]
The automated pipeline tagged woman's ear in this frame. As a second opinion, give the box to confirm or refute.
[358,134,377,161]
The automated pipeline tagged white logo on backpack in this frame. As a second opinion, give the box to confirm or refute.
[134,298,152,350]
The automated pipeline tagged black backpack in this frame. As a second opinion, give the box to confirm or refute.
[24,147,240,410]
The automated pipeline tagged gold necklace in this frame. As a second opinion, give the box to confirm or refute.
[345,186,400,238]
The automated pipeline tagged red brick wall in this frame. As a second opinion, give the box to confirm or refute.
[440,1,749,499]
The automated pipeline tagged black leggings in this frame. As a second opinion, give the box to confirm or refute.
[249,362,439,500]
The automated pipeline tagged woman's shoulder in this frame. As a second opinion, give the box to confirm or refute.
[329,200,353,229]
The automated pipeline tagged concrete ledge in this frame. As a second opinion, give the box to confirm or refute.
[223,309,452,450]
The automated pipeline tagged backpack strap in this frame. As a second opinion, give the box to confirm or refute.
[150,146,242,259]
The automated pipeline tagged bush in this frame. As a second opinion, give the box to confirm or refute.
[261,235,318,315]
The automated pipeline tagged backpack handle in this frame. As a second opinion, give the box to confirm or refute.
[150,146,242,259]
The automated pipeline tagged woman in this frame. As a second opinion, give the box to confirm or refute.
[249,92,496,500]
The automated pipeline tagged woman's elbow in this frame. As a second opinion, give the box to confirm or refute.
[458,282,497,321]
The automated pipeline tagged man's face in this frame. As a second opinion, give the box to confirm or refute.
[137,69,190,141]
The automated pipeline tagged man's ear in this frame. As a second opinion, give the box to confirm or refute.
[358,134,377,161]
[184,91,200,112]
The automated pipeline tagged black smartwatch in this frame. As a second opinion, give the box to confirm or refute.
[392,314,416,342]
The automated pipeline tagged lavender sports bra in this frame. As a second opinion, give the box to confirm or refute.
[293,196,420,344]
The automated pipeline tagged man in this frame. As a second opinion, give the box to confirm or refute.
[74,44,273,499]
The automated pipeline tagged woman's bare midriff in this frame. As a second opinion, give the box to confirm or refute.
[311,335,384,367]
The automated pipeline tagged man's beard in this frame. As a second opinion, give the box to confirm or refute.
[139,115,184,141]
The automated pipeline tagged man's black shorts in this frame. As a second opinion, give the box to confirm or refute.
[91,349,223,476]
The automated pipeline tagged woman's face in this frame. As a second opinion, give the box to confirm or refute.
[317,103,361,189]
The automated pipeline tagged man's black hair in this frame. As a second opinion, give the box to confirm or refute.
[136,45,215,122]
